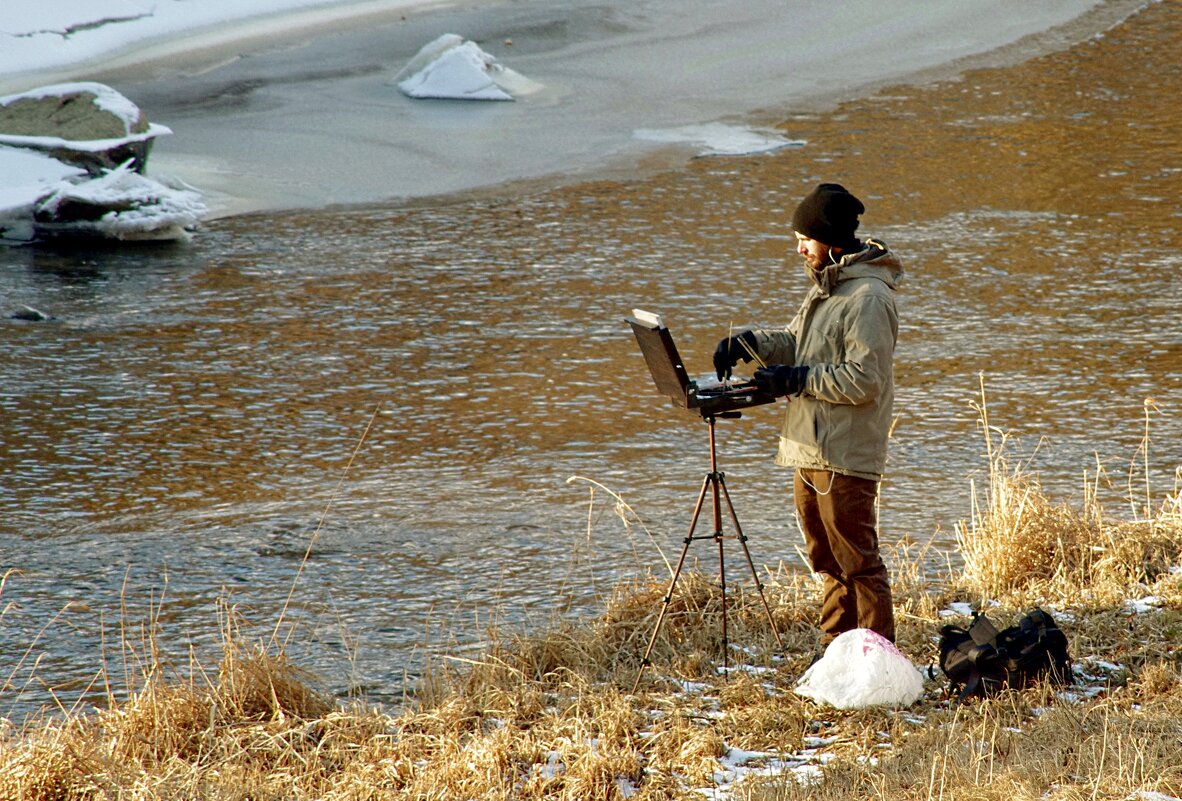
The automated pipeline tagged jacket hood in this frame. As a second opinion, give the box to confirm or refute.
[809,238,904,296]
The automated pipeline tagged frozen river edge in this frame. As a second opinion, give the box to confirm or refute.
[1,0,1151,218]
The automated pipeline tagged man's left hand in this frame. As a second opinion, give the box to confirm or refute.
[753,364,809,397]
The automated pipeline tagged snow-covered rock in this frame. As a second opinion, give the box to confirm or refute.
[0,83,204,241]
[0,82,171,173]
[34,160,206,241]
[10,305,52,322]
[795,629,925,710]
[394,34,541,101]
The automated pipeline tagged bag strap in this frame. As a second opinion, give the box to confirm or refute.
[949,615,1002,702]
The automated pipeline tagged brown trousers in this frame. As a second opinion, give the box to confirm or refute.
[794,468,896,644]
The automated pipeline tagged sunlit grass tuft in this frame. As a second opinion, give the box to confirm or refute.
[956,382,1182,608]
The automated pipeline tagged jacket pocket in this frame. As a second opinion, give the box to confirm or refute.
[780,397,823,465]
[814,398,831,456]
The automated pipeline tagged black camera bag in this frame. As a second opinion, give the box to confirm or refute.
[939,607,1072,702]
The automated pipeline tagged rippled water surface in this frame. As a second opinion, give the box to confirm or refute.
[2,3,1180,717]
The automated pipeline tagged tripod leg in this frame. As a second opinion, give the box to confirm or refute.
[716,518,729,673]
[632,472,712,693]
[718,476,785,649]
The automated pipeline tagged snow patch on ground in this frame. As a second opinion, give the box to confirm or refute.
[0,0,431,81]
[1124,595,1163,614]
[697,746,829,798]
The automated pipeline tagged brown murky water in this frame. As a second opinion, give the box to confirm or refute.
[2,2,1179,716]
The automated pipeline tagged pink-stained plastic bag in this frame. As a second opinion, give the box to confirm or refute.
[795,628,925,709]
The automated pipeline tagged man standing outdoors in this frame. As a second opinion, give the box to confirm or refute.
[713,183,904,649]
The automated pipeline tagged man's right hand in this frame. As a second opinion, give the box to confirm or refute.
[713,330,758,380]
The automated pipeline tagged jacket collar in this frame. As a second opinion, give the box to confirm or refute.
[807,239,903,297]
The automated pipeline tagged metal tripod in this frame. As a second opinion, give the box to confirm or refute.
[632,412,784,692]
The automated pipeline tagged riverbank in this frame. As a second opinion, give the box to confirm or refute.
[3,423,1181,799]
[3,0,1181,729]
[1,0,1148,216]
[4,0,1182,787]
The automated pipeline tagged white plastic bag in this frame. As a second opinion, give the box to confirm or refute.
[794,628,924,709]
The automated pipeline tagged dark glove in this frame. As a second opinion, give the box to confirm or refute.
[753,364,809,397]
[713,330,758,380]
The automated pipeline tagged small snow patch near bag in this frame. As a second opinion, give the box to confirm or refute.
[938,607,1072,702]
[795,629,925,709]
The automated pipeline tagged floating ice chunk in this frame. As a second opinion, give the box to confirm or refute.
[795,629,925,710]
[633,123,805,157]
[395,34,540,101]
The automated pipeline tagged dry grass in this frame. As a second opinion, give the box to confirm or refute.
[3,393,1181,800]
[3,560,1181,800]
[956,386,1182,609]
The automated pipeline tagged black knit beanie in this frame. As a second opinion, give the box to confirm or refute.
[791,183,865,249]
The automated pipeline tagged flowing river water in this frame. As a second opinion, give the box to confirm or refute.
[2,2,1180,718]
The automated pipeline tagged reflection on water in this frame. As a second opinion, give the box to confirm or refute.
[2,3,1180,717]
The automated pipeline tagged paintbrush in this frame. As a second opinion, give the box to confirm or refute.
[731,321,767,371]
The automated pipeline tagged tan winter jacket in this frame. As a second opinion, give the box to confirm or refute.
[750,240,903,480]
